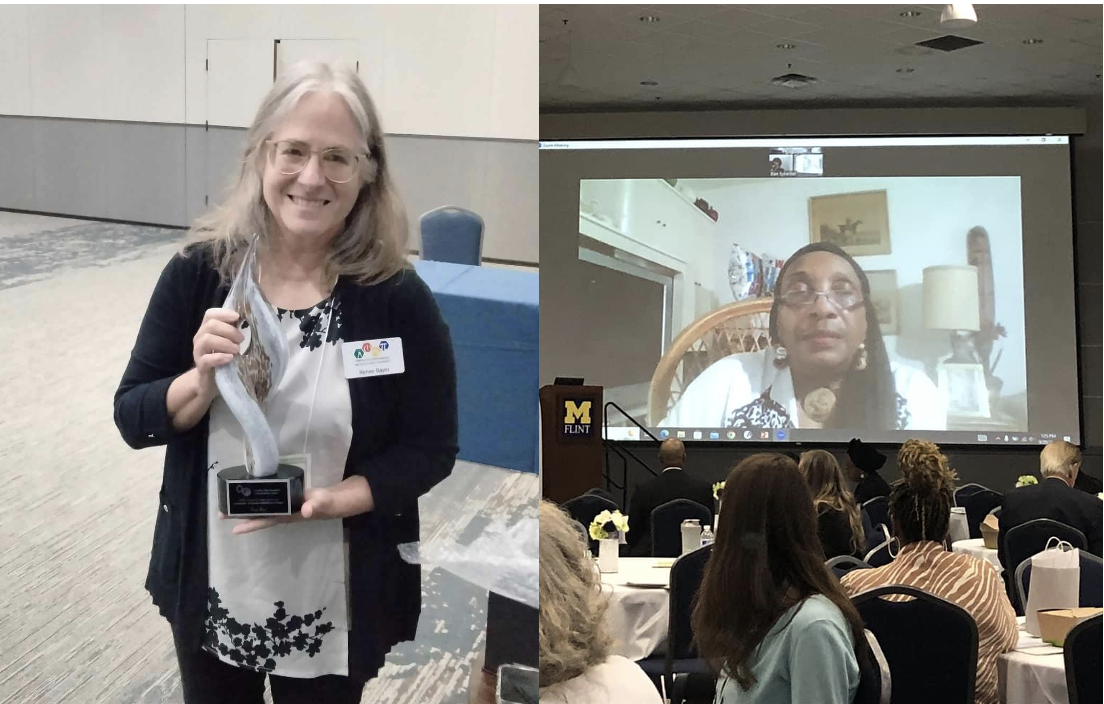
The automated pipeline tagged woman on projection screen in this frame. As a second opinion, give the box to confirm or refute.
[661,243,945,431]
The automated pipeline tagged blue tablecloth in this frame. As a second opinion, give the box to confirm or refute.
[414,260,538,473]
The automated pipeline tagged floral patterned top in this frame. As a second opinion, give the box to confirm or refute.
[204,293,354,676]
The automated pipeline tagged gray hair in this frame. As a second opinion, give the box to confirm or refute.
[538,500,611,687]
[184,61,409,285]
[1040,440,1081,481]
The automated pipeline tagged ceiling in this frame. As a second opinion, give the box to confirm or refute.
[539,4,1103,111]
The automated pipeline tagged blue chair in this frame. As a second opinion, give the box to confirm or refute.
[1015,551,1103,612]
[962,489,1002,539]
[863,496,890,533]
[953,483,987,507]
[856,629,893,704]
[1002,518,1088,579]
[637,544,713,704]
[827,555,874,580]
[853,586,978,704]
[650,499,712,558]
[562,493,619,555]
[419,205,484,265]
[1065,614,1102,704]
[864,537,898,568]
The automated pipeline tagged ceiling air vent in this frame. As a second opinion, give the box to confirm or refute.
[771,72,817,88]
[915,35,983,52]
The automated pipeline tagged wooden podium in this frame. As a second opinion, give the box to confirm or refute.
[539,384,604,503]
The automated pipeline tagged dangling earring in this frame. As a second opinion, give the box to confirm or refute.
[773,345,789,369]
[854,343,868,371]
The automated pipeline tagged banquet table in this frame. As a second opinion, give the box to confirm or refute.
[413,260,538,473]
[997,616,1068,704]
[600,557,672,660]
[952,538,1003,572]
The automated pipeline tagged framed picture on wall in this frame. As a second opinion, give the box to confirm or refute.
[808,190,891,256]
[865,270,899,336]
[939,362,991,420]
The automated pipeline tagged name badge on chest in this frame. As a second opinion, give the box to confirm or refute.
[341,338,405,379]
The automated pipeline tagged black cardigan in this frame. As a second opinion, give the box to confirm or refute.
[113,247,458,680]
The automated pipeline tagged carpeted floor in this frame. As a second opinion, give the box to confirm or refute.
[0,214,537,704]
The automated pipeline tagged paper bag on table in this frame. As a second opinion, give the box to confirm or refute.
[1024,537,1080,636]
[980,513,999,550]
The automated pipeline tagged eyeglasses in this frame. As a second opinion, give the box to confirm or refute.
[266,139,366,184]
[779,288,864,311]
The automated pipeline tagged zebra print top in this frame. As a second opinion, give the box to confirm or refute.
[840,540,1019,704]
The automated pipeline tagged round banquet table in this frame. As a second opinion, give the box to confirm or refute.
[952,538,1003,572]
[996,617,1068,704]
[599,557,672,660]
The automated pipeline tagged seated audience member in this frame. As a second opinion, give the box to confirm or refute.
[693,454,865,704]
[538,501,661,704]
[798,450,865,559]
[841,440,1018,704]
[627,438,714,556]
[845,437,891,504]
[998,440,1103,565]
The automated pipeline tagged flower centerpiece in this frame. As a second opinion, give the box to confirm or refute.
[590,510,628,573]
[1015,475,1038,488]
[589,510,629,542]
[712,482,725,501]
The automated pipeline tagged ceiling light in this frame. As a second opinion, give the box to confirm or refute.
[899,10,922,18]
[771,72,817,89]
[776,42,797,50]
[940,4,977,29]
[640,80,659,86]
[897,67,915,73]
[639,15,661,23]
[1022,38,1044,45]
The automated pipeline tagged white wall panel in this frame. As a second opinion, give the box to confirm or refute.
[0,5,32,116]
[378,4,497,138]
[101,5,185,124]
[206,39,273,128]
[28,5,105,119]
[489,5,538,140]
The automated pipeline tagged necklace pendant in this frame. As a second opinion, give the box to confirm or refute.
[802,387,837,423]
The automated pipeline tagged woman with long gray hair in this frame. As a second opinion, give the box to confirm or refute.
[538,500,660,703]
[114,62,458,702]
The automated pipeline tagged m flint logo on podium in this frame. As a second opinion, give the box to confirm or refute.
[561,398,593,440]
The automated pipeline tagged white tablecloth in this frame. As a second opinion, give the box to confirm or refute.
[952,538,1003,571]
[600,557,671,660]
[997,617,1068,704]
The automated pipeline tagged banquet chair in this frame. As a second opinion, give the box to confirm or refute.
[636,544,713,704]
[1002,518,1088,577]
[864,537,898,568]
[562,493,619,556]
[419,205,484,266]
[650,499,712,557]
[826,555,874,580]
[962,489,1003,539]
[862,497,891,533]
[1015,551,1103,613]
[1064,614,1102,704]
[647,298,774,425]
[954,483,988,507]
[854,629,892,704]
[853,586,978,704]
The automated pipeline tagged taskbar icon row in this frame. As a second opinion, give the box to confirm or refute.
[657,428,788,442]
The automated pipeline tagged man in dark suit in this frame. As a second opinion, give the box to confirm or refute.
[626,438,714,556]
[998,440,1103,571]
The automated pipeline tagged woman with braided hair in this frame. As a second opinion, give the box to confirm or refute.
[840,439,1017,704]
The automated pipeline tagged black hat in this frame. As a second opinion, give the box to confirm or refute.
[847,438,887,472]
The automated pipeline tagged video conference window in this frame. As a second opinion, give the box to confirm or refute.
[583,175,1028,438]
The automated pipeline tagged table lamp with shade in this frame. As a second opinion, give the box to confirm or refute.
[924,265,992,420]
[923,265,981,363]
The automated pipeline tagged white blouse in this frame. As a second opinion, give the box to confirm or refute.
[204,293,354,677]
[660,348,945,430]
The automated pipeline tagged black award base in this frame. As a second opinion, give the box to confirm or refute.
[217,463,305,517]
